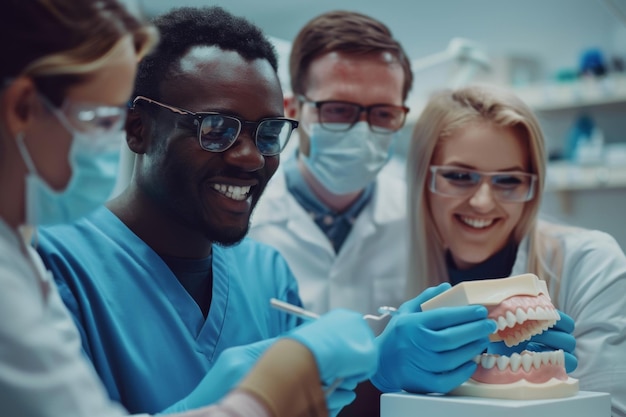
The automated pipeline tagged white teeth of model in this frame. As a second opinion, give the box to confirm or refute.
[532,353,542,369]
[549,351,559,365]
[473,355,481,364]
[556,350,564,365]
[515,308,528,324]
[521,353,533,372]
[496,355,509,371]
[461,217,493,229]
[497,316,508,331]
[481,355,497,369]
[535,306,546,318]
[541,353,551,365]
[509,353,522,372]
[506,311,517,327]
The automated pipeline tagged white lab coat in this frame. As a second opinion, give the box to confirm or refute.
[512,223,626,417]
[0,219,139,417]
[249,164,409,333]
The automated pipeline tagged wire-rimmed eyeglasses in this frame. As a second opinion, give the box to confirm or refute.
[132,96,299,156]
[429,165,538,203]
[298,95,409,133]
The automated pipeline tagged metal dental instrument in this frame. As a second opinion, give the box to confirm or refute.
[270,298,320,321]
[270,298,398,322]
[269,299,399,397]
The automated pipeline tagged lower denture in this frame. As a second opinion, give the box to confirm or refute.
[472,351,568,384]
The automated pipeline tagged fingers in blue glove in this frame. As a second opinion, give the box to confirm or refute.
[564,352,577,373]
[527,329,576,353]
[398,283,452,314]
[286,309,379,386]
[327,388,356,417]
[402,360,479,395]
[552,310,575,333]
[373,305,495,394]
[412,305,496,334]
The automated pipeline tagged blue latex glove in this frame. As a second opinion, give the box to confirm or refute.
[161,338,276,413]
[285,309,379,417]
[372,283,497,394]
[487,309,577,373]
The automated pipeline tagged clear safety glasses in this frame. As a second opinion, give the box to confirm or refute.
[39,94,127,135]
[133,96,299,156]
[298,95,409,133]
[429,165,538,203]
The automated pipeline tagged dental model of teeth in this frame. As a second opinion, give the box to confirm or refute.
[420,274,579,399]
[421,273,559,347]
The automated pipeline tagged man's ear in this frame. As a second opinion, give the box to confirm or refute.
[284,95,300,119]
[1,77,38,139]
[125,107,149,154]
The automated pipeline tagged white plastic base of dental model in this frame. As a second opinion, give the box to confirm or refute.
[450,377,579,400]
[420,273,551,310]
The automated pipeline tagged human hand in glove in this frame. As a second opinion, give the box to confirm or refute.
[161,338,276,413]
[371,283,497,394]
[285,309,379,417]
[488,309,577,373]
[234,309,378,417]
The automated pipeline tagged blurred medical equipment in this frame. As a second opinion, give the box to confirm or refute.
[411,37,490,88]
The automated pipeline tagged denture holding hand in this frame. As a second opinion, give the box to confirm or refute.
[371,283,496,395]
[420,274,579,400]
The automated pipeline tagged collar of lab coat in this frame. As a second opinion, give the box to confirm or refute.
[252,163,407,227]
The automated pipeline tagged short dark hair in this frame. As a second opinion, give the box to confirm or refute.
[289,10,413,101]
[134,6,278,100]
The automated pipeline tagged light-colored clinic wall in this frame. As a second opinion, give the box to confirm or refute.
[122,0,626,249]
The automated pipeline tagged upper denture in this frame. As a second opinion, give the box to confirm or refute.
[487,294,560,347]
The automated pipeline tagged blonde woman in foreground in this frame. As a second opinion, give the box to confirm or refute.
[406,84,626,417]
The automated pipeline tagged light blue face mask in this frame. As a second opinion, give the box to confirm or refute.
[16,113,124,226]
[301,121,396,195]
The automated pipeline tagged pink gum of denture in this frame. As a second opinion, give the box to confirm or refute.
[419,274,578,399]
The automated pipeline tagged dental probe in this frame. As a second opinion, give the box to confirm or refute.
[269,299,399,397]
[269,298,320,321]
[269,298,398,322]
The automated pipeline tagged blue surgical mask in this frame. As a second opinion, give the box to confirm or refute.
[301,121,395,194]
[16,120,123,227]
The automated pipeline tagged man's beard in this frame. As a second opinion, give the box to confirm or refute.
[207,221,250,247]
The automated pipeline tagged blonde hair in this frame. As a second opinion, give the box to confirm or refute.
[406,84,561,298]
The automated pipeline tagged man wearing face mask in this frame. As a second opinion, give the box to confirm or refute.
[250,10,412,332]
[249,11,412,416]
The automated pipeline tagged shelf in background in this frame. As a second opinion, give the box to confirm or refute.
[514,75,626,112]
[545,161,626,192]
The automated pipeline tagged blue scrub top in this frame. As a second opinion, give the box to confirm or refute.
[37,207,301,414]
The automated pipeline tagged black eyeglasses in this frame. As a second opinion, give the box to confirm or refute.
[298,95,409,133]
[132,96,299,156]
